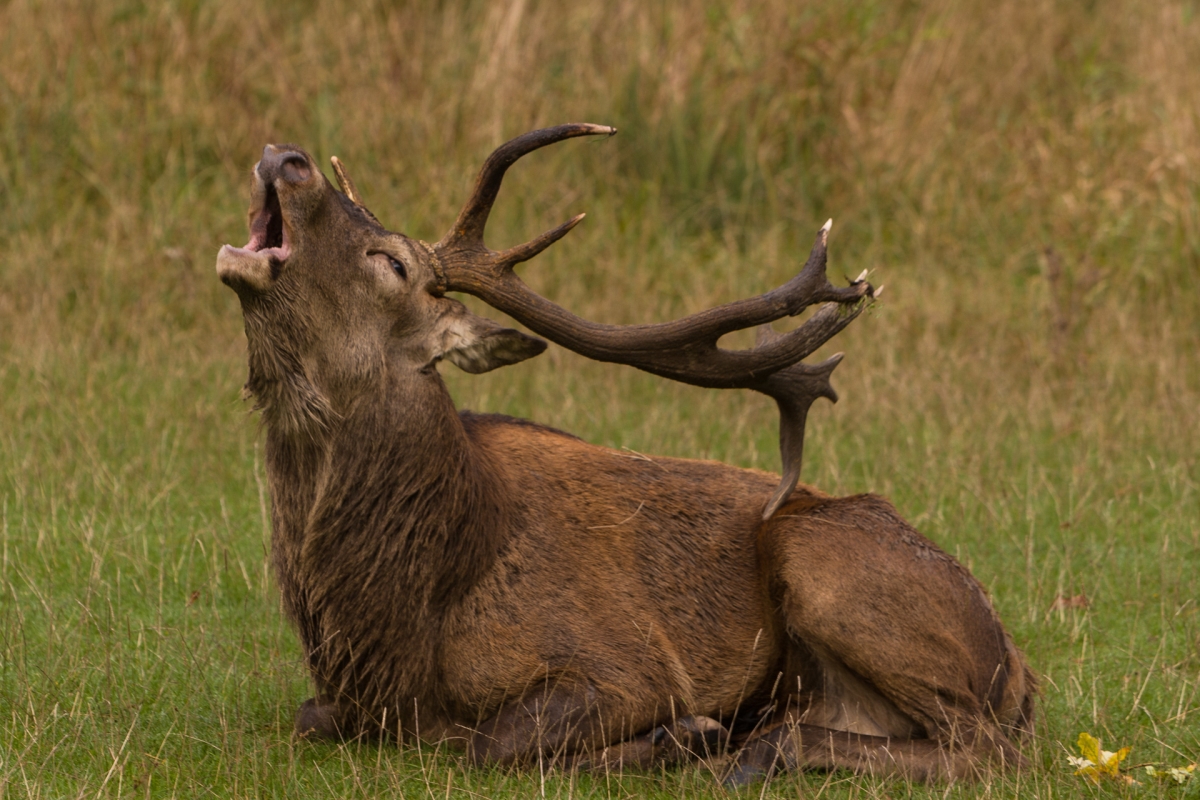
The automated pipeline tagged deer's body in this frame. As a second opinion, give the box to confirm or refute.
[219,126,1034,784]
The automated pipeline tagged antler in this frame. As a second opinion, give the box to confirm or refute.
[433,124,876,520]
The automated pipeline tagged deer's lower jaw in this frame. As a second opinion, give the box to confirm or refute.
[217,243,286,293]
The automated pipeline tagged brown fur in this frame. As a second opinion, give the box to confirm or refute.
[218,144,1035,785]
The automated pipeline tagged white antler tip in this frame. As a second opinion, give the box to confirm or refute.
[874,284,885,298]
[822,218,833,233]
[855,269,869,283]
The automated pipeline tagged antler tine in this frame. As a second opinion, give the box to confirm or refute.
[330,156,362,206]
[434,123,616,284]
[330,155,386,228]
[754,338,844,520]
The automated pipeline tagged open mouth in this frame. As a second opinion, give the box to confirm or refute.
[217,177,291,291]
[242,182,290,263]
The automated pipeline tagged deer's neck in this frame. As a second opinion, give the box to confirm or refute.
[264,369,506,713]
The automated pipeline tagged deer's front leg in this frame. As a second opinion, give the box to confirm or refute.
[467,678,600,766]
[568,714,730,772]
[467,678,670,767]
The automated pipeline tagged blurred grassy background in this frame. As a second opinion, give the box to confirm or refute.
[1,0,1198,797]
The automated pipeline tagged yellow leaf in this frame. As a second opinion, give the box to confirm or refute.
[1071,733,1131,782]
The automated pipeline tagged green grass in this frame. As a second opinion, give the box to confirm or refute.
[2,0,1199,796]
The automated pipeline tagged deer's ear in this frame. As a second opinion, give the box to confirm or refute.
[433,300,547,374]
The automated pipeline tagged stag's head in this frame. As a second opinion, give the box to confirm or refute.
[216,138,559,433]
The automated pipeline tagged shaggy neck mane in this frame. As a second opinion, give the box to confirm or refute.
[242,293,337,436]
[263,366,507,728]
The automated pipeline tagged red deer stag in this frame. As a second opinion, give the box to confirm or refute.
[216,124,1034,785]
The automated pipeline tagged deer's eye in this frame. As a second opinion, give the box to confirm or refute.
[387,255,407,281]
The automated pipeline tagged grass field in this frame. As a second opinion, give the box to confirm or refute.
[1,0,1198,796]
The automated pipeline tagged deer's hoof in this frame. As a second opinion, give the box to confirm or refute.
[675,715,728,757]
[722,762,771,788]
[295,696,344,740]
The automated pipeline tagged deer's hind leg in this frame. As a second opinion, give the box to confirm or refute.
[725,719,1024,785]
[742,493,1033,783]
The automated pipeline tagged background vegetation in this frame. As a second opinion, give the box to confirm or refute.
[1,0,1197,796]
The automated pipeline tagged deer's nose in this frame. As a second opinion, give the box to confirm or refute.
[258,145,313,185]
